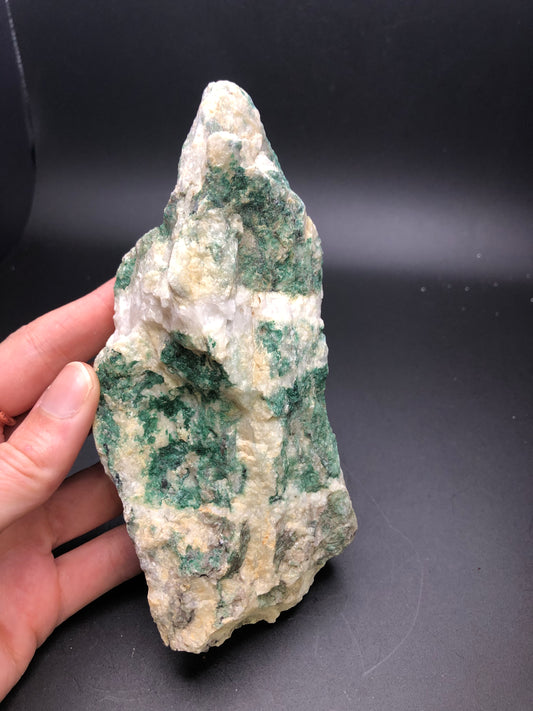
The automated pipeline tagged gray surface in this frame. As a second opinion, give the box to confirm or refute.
[0,0,34,258]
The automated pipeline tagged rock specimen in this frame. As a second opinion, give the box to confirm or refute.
[94,80,357,653]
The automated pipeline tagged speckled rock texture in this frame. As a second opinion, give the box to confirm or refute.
[94,80,357,653]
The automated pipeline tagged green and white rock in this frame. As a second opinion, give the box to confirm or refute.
[94,80,357,653]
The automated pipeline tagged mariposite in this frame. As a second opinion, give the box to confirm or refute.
[94,80,357,653]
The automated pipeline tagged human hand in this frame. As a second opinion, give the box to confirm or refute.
[0,281,141,700]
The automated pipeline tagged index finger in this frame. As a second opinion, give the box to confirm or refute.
[0,280,115,416]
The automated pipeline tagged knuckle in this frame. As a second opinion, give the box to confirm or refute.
[18,323,46,358]
[0,438,55,498]
[18,322,70,374]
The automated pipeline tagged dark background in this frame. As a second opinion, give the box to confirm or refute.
[1,1,532,709]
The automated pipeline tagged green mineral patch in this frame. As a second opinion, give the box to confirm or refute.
[214,523,251,623]
[136,387,195,445]
[177,517,248,580]
[97,352,164,406]
[179,544,224,577]
[143,372,247,510]
[256,321,293,377]
[149,389,194,425]
[97,343,247,511]
[257,581,287,608]
[115,252,136,291]
[224,522,250,578]
[196,157,321,296]
[115,226,165,291]
[205,118,223,133]
[316,490,356,565]
[268,366,341,497]
[95,351,164,484]
[161,331,231,396]
[145,438,200,509]
[257,320,324,382]
[93,401,121,482]
[274,528,297,569]
[163,194,179,234]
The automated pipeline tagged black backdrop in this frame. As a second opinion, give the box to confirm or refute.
[1,2,532,709]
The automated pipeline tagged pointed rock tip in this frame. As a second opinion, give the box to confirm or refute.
[202,79,253,104]
[197,80,262,139]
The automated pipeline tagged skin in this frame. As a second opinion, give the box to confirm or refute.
[0,280,141,700]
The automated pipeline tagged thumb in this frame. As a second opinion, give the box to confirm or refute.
[0,362,99,532]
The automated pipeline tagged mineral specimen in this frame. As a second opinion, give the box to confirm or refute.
[94,80,357,653]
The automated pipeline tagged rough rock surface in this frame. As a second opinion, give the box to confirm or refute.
[94,80,357,653]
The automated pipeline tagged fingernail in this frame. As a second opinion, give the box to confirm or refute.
[39,362,93,419]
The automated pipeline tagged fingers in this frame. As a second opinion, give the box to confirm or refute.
[55,524,141,626]
[0,363,100,532]
[0,279,114,417]
[44,463,123,550]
